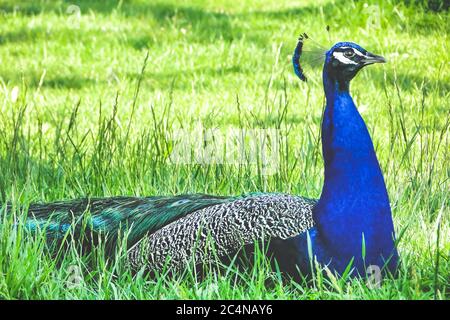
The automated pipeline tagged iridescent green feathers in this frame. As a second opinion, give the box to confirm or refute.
[25,194,234,249]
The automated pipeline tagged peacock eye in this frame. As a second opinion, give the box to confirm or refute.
[344,49,355,58]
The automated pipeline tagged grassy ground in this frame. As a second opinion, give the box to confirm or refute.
[0,0,448,299]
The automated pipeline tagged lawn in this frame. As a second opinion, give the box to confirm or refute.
[0,0,448,299]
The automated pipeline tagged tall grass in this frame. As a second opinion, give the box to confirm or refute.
[0,0,448,299]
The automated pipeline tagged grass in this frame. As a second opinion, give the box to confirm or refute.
[0,0,449,299]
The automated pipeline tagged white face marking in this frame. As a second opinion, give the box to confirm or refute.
[332,51,358,65]
[339,47,365,57]
[353,49,365,57]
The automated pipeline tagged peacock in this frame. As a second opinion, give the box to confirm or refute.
[14,35,399,279]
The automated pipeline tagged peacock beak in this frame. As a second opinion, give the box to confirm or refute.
[362,52,386,65]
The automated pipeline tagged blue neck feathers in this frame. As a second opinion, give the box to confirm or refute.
[292,67,398,276]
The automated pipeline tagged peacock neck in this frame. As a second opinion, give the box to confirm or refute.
[313,69,397,271]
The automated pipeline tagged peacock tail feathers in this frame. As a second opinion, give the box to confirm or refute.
[23,194,236,250]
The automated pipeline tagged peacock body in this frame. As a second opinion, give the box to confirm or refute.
[25,193,316,275]
[14,35,399,278]
[128,194,315,273]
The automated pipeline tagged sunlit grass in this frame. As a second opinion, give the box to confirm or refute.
[0,0,448,299]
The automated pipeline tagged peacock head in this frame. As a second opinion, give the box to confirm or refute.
[324,42,386,83]
[293,34,386,84]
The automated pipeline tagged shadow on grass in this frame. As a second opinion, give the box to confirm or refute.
[0,69,98,90]
[44,75,97,89]
[1,0,445,46]
[370,69,450,97]
[0,0,343,49]
[125,64,247,89]
[0,27,46,45]
[0,1,447,93]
